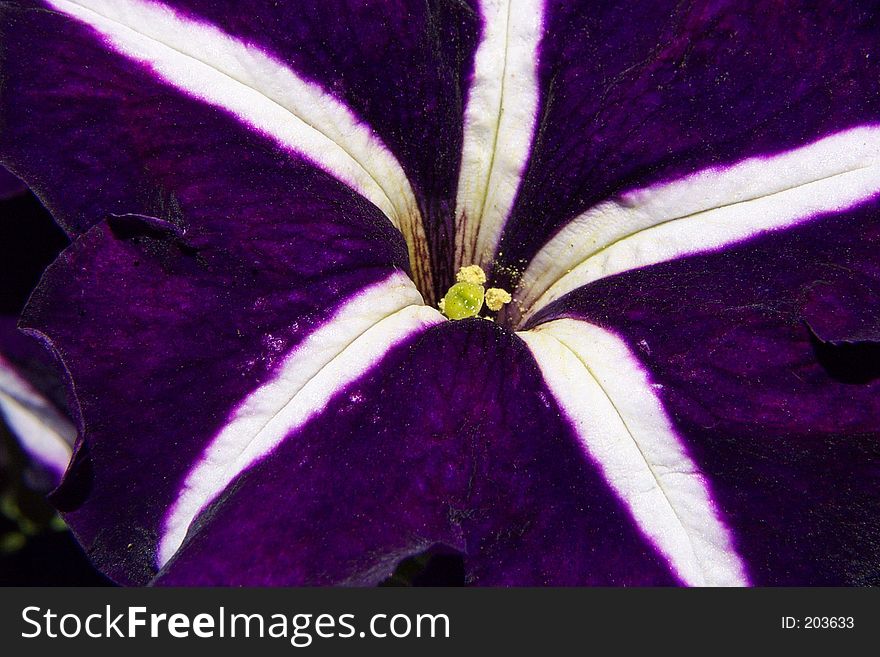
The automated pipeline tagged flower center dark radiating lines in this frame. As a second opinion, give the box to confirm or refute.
[458,0,511,269]
[453,0,543,282]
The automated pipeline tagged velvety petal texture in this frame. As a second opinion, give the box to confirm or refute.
[0,0,482,298]
[158,0,482,292]
[534,203,880,584]
[493,0,880,290]
[156,320,679,586]
[1,0,879,586]
[23,189,421,583]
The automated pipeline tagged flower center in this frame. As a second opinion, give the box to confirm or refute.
[437,265,512,321]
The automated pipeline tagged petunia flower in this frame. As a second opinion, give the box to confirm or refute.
[1,318,75,488]
[0,170,74,488]
[1,0,878,586]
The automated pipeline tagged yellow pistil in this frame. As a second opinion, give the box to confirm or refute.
[440,265,487,320]
[441,281,485,320]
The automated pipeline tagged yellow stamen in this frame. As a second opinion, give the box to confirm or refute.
[485,287,512,311]
[456,264,487,286]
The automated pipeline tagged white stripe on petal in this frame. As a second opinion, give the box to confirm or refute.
[519,319,748,586]
[0,355,75,480]
[455,0,543,272]
[158,272,444,565]
[516,125,880,325]
[46,0,432,295]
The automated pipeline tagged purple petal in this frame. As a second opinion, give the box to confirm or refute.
[494,0,880,288]
[0,318,75,485]
[155,320,679,586]
[520,319,748,585]
[0,184,73,485]
[21,160,423,583]
[511,126,880,326]
[801,275,880,346]
[0,0,464,583]
[453,0,543,272]
[1,0,482,297]
[537,203,880,584]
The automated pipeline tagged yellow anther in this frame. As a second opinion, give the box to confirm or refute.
[456,264,487,286]
[485,287,512,312]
